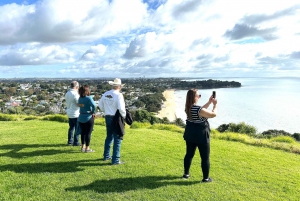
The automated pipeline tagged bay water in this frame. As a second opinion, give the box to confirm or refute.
[174,77,300,134]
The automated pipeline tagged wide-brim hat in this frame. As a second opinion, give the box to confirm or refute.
[108,78,125,86]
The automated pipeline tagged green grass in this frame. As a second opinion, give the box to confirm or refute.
[42,114,69,122]
[213,131,300,154]
[270,135,296,143]
[150,123,184,133]
[0,113,18,121]
[0,120,300,200]
[130,121,152,128]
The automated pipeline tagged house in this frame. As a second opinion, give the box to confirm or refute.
[5,102,11,107]
[19,83,32,90]
[11,102,20,106]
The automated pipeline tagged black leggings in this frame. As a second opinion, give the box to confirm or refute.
[184,141,210,179]
[79,118,94,146]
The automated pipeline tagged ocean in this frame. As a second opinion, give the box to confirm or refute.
[174,77,300,134]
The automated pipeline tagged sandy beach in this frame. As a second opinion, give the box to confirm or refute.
[156,89,177,122]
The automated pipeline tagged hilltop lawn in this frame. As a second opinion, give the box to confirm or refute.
[0,120,299,200]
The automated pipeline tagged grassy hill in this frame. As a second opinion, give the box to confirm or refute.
[0,120,299,201]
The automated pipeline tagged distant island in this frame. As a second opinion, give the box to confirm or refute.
[169,79,241,89]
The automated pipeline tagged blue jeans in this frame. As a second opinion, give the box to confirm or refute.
[68,118,81,145]
[103,116,122,163]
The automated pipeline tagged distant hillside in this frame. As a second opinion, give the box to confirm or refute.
[170,79,241,89]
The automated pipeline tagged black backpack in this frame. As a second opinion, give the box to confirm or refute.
[125,109,133,125]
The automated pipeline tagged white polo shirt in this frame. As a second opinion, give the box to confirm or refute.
[99,89,126,118]
[65,89,80,118]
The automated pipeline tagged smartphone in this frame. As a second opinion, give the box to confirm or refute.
[212,91,216,98]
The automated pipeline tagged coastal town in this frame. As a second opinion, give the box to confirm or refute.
[0,78,241,121]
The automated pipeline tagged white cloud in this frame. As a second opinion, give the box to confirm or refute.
[0,66,21,74]
[0,0,300,78]
[123,32,164,59]
[0,0,148,44]
[0,44,75,65]
[81,44,107,60]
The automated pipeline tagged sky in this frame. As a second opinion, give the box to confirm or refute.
[0,0,300,78]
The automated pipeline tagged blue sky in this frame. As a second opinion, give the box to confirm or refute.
[0,0,300,78]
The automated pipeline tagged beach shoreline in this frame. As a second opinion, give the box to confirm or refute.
[156,89,177,122]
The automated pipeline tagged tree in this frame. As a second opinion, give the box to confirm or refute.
[146,104,161,113]
[93,94,100,101]
[2,95,10,102]
[16,90,24,96]
[23,107,36,115]
[139,94,164,113]
[7,106,23,114]
[0,101,5,111]
[5,87,16,97]
[132,110,152,122]
[150,116,161,124]
[292,133,300,141]
[25,89,34,96]
[35,105,46,113]
[173,118,185,128]
[31,96,37,102]
[161,117,170,124]
[40,83,50,89]
[21,97,26,106]
[37,92,48,100]
[262,129,291,137]
[134,100,145,108]
[55,82,62,88]
[9,83,17,87]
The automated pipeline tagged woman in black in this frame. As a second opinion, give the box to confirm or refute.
[183,89,217,182]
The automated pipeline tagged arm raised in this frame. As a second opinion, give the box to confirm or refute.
[199,98,217,118]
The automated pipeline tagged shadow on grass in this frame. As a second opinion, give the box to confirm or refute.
[0,159,108,173]
[0,143,73,158]
[66,175,199,193]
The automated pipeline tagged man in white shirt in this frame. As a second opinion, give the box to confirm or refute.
[65,81,81,146]
[99,78,126,165]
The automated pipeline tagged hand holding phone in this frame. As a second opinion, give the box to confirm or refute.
[212,91,216,98]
